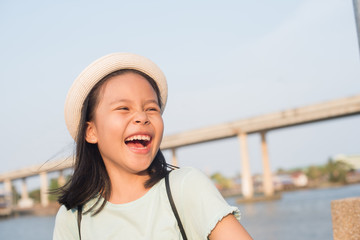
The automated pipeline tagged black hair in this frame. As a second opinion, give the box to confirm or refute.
[56,69,173,215]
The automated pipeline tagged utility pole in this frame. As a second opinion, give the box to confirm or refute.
[353,0,360,55]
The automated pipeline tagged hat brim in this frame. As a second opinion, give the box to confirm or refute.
[64,53,168,140]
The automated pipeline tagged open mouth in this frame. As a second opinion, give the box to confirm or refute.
[124,135,152,149]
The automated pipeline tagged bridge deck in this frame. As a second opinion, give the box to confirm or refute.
[161,94,360,149]
[1,94,359,181]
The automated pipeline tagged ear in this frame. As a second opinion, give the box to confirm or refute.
[85,121,98,144]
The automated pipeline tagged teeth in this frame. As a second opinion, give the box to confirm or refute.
[125,135,151,142]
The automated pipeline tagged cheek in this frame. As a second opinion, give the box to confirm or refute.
[153,116,164,133]
[95,115,126,139]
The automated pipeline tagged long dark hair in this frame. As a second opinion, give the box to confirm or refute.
[57,69,172,215]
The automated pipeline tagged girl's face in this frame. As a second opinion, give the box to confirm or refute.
[85,72,164,176]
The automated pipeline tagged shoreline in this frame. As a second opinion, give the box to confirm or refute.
[223,181,360,202]
[2,182,359,218]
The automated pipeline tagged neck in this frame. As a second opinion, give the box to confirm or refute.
[106,169,151,204]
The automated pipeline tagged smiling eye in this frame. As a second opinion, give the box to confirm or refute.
[117,107,129,111]
[146,107,160,112]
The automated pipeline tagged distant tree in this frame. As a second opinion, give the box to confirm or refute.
[11,185,20,204]
[29,189,40,203]
[325,159,352,183]
[289,167,304,173]
[276,168,286,174]
[48,178,61,202]
[305,165,324,180]
[211,172,232,189]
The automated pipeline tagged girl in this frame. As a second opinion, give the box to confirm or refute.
[53,53,253,240]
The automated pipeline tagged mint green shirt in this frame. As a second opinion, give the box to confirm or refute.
[53,167,240,240]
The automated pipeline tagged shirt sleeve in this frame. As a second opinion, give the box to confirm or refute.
[53,205,79,240]
[170,167,241,239]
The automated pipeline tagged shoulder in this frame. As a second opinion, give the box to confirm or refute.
[169,167,215,193]
[169,166,208,184]
[168,167,241,238]
[55,205,77,222]
[53,205,79,239]
[168,167,220,204]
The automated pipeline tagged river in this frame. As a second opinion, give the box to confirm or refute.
[0,183,359,239]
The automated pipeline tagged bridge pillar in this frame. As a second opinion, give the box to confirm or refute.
[40,172,49,207]
[58,170,66,187]
[21,178,29,200]
[18,178,34,208]
[4,179,13,205]
[4,179,12,194]
[260,131,274,196]
[171,148,178,167]
[238,133,254,198]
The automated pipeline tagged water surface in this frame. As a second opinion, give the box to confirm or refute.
[0,184,359,240]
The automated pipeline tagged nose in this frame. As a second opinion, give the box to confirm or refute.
[133,111,150,125]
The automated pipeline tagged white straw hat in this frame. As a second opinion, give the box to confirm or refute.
[64,52,168,140]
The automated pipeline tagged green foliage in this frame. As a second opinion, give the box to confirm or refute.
[12,185,20,203]
[306,165,325,180]
[305,159,353,183]
[277,167,305,175]
[325,159,352,183]
[211,172,232,189]
[29,189,40,203]
[49,178,60,190]
[48,178,61,202]
[276,168,286,174]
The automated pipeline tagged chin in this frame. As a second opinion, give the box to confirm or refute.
[130,160,153,174]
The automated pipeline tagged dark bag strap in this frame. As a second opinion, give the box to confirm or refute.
[165,173,188,240]
[77,205,83,240]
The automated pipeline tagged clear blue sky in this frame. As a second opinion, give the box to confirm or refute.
[0,0,359,185]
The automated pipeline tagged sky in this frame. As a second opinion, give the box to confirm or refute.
[0,0,359,188]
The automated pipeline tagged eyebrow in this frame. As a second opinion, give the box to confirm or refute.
[144,99,160,105]
[109,99,159,106]
[109,99,129,106]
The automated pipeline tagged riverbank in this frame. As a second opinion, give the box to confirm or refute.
[221,181,360,203]
[2,202,60,218]
[4,182,358,218]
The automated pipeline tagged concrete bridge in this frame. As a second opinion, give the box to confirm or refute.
[1,94,359,208]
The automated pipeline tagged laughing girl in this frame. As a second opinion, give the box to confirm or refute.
[53,53,252,240]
